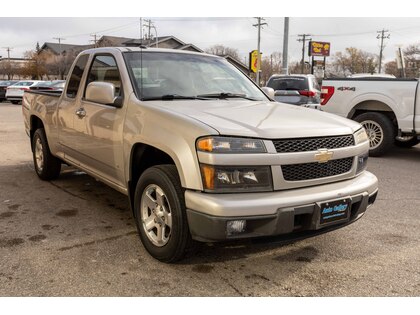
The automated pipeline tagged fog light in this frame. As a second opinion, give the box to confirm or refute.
[226,220,246,235]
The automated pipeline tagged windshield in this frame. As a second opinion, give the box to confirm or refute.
[124,51,267,101]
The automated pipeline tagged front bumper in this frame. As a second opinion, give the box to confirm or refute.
[185,171,378,242]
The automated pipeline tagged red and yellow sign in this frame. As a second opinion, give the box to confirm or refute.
[309,41,331,57]
[249,50,262,73]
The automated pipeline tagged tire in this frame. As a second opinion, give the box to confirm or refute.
[395,136,419,148]
[11,101,19,105]
[133,165,192,263]
[32,128,61,180]
[354,112,396,157]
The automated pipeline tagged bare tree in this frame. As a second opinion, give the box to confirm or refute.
[260,52,282,86]
[0,60,21,80]
[404,44,420,78]
[384,60,399,77]
[330,47,378,76]
[21,50,49,80]
[206,44,240,60]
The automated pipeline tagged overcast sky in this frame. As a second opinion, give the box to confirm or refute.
[1,17,419,65]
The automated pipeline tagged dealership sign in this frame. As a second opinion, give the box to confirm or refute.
[309,41,331,57]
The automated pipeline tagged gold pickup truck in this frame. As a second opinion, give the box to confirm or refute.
[22,47,378,262]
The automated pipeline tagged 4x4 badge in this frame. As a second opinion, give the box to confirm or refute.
[314,149,334,163]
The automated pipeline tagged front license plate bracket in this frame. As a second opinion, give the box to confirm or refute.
[317,197,351,227]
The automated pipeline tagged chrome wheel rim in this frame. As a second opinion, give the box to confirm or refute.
[362,120,383,150]
[140,184,172,247]
[34,137,44,172]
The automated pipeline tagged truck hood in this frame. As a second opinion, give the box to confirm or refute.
[153,100,362,138]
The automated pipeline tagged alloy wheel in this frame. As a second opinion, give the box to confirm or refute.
[362,120,384,150]
[140,184,172,247]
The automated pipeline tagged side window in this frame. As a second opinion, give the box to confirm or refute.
[66,54,89,98]
[85,55,121,97]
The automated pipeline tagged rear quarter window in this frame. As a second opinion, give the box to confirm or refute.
[66,54,89,98]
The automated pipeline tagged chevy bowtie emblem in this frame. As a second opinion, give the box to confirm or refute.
[314,149,334,163]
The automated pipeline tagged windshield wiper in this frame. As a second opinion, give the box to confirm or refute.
[142,94,210,101]
[196,92,260,101]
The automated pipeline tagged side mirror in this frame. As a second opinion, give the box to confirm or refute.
[86,81,120,106]
[261,87,275,99]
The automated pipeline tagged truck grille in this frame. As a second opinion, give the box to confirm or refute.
[282,157,353,181]
[273,135,355,153]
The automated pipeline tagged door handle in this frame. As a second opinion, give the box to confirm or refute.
[75,108,86,118]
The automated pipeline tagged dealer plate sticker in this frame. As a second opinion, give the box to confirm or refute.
[319,198,351,225]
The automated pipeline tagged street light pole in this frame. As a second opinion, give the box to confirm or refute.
[282,17,289,75]
[253,17,267,86]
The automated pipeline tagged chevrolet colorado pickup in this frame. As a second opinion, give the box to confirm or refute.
[22,47,378,262]
[321,77,420,156]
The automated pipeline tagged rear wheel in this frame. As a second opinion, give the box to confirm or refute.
[354,112,396,157]
[32,128,61,180]
[395,135,419,148]
[133,165,192,263]
[11,101,19,105]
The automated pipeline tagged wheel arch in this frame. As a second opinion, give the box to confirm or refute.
[349,100,398,129]
[128,142,181,216]
[29,115,45,151]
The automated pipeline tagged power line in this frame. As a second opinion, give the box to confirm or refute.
[297,34,312,74]
[153,17,249,22]
[63,21,139,39]
[377,29,390,73]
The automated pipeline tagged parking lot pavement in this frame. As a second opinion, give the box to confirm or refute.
[0,102,419,296]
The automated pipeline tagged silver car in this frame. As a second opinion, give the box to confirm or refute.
[266,74,321,106]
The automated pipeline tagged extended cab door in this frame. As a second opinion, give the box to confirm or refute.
[57,54,90,160]
[72,54,127,189]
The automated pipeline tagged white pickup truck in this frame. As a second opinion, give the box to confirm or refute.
[22,47,378,262]
[321,77,420,156]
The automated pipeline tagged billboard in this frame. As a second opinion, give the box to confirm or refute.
[309,41,331,57]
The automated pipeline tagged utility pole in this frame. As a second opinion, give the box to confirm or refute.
[377,29,390,73]
[297,34,312,74]
[282,17,289,75]
[270,54,273,75]
[2,47,13,79]
[90,34,98,48]
[253,17,267,86]
[53,37,65,79]
[143,19,152,39]
[140,17,143,40]
[3,47,12,59]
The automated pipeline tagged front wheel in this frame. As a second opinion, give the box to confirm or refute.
[11,101,19,105]
[354,112,396,157]
[134,165,192,263]
[32,128,61,180]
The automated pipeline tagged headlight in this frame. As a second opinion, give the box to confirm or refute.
[200,164,273,192]
[196,136,266,153]
[354,128,368,145]
[356,153,369,174]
